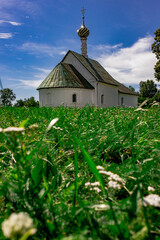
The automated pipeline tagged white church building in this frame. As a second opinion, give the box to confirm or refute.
[37,9,137,108]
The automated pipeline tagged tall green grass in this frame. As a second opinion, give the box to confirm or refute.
[0,106,160,239]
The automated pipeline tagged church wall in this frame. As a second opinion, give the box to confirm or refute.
[97,82,118,107]
[62,52,97,105]
[39,88,94,107]
[118,93,138,107]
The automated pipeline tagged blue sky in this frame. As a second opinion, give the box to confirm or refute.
[0,0,159,101]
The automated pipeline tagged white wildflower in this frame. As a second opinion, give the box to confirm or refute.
[89,204,109,211]
[147,186,155,192]
[2,212,35,238]
[143,194,160,207]
[108,173,125,185]
[99,170,125,185]
[108,180,121,190]
[96,165,105,171]
[0,128,3,132]
[85,182,100,187]
[3,127,24,132]
[99,170,112,176]
[45,118,59,133]
[137,121,147,126]
[85,182,91,187]
[85,182,102,193]
[91,182,100,187]
[92,187,101,193]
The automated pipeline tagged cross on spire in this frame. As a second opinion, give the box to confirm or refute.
[81,7,86,18]
[81,7,86,26]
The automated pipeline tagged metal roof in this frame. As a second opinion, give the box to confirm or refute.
[37,50,137,96]
[117,82,138,95]
[62,51,137,95]
[63,51,118,86]
[37,62,94,90]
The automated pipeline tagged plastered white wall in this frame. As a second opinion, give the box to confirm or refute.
[38,52,137,108]
[39,88,94,107]
[62,52,98,105]
[118,93,138,107]
[97,82,118,107]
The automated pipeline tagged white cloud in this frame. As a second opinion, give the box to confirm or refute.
[0,0,40,19]
[59,51,67,55]
[92,36,157,85]
[0,20,22,26]
[33,67,51,74]
[0,33,12,39]
[89,43,123,54]
[18,42,67,57]
[9,67,52,89]
[19,80,42,88]
[32,67,52,79]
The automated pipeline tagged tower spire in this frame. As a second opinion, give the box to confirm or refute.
[77,8,90,58]
[81,7,86,26]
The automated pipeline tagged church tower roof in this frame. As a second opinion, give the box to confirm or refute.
[77,8,89,58]
[37,62,94,90]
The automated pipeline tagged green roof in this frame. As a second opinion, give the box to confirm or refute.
[63,51,118,86]
[62,51,137,95]
[117,82,137,95]
[37,50,137,96]
[37,63,94,90]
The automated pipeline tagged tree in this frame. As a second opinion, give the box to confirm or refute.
[0,88,16,106]
[24,97,39,107]
[128,85,135,92]
[152,28,160,81]
[14,97,39,107]
[139,80,157,98]
[14,99,25,107]
[152,90,160,102]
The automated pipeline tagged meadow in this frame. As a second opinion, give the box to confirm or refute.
[0,106,160,240]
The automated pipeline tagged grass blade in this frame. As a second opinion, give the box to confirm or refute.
[74,136,123,239]
[73,143,79,206]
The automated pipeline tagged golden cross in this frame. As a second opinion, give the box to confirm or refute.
[81,7,86,19]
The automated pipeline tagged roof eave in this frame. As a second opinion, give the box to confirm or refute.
[118,90,138,96]
[37,86,94,90]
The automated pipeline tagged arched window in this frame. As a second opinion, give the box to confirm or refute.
[72,94,77,103]
[101,94,104,104]
[121,97,124,105]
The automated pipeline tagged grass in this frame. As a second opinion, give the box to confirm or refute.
[0,106,160,240]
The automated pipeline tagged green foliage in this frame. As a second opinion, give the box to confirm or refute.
[14,97,39,107]
[0,106,160,239]
[0,88,16,106]
[152,28,160,81]
[128,85,135,92]
[152,28,160,60]
[154,59,160,82]
[14,99,25,107]
[139,80,157,98]
[152,90,160,102]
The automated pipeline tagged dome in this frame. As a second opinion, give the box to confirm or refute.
[77,25,90,38]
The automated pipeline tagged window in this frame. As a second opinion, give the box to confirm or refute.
[72,94,77,103]
[121,97,124,105]
[101,94,104,104]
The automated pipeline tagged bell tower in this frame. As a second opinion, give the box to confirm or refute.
[77,8,90,58]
